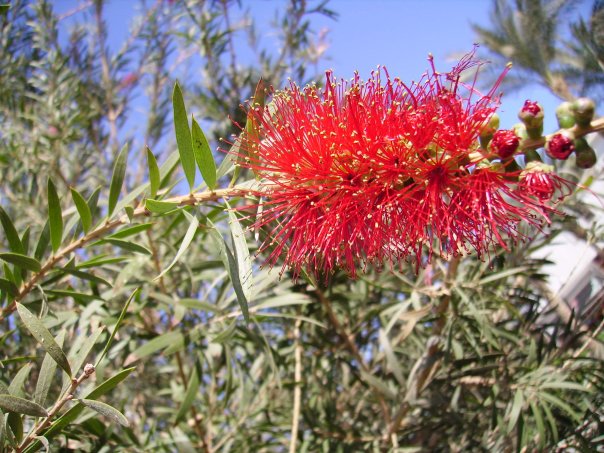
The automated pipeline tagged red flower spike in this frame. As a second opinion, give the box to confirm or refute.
[490,129,520,159]
[546,133,575,160]
[235,50,571,279]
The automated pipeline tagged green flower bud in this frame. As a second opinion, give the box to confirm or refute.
[555,102,575,129]
[574,137,597,169]
[518,100,544,138]
[512,123,528,140]
[571,97,596,128]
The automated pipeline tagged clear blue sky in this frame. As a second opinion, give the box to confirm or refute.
[53,0,567,135]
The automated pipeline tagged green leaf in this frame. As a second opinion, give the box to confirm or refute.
[207,223,249,323]
[172,82,195,190]
[34,222,50,261]
[127,331,184,363]
[191,116,217,189]
[59,268,112,287]
[0,278,18,297]
[227,206,253,301]
[7,412,22,442]
[34,367,135,446]
[108,223,153,239]
[79,399,129,427]
[8,364,33,397]
[108,143,129,218]
[0,253,41,273]
[70,188,92,234]
[96,238,151,255]
[154,211,198,281]
[35,330,66,406]
[76,255,128,269]
[0,206,24,254]
[146,146,160,198]
[47,179,63,253]
[145,199,180,214]
[46,289,102,305]
[529,399,546,447]
[0,4,9,15]
[16,303,71,377]
[0,411,5,448]
[96,288,139,366]
[507,389,524,434]
[0,395,48,417]
[174,367,200,424]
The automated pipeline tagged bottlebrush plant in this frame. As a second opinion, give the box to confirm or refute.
[0,2,603,452]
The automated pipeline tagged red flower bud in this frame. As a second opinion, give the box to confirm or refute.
[519,162,574,203]
[521,100,542,116]
[519,163,556,202]
[490,129,519,159]
[546,133,575,160]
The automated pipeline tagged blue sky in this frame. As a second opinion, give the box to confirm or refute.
[52,0,567,136]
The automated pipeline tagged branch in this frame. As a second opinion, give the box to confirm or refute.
[288,318,302,453]
[16,364,96,453]
[0,187,252,322]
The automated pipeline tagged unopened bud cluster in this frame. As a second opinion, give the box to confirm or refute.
[479,97,598,176]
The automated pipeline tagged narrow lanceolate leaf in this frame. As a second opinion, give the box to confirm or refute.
[145,199,180,214]
[70,188,92,233]
[99,238,151,256]
[0,207,24,254]
[35,330,66,406]
[34,222,50,261]
[146,146,160,198]
[191,116,217,189]
[154,211,199,281]
[174,367,200,423]
[0,253,41,273]
[16,303,71,377]
[33,367,136,446]
[107,143,129,218]
[0,278,18,297]
[227,207,253,301]
[47,179,62,253]
[207,223,249,323]
[0,410,5,448]
[172,82,195,190]
[79,399,129,427]
[96,288,139,366]
[0,394,48,417]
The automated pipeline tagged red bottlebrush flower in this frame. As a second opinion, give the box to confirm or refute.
[490,129,519,159]
[546,133,575,160]
[236,49,571,278]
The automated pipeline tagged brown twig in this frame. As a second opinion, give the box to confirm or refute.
[16,364,96,453]
[288,318,303,453]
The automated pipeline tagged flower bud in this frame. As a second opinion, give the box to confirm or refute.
[479,114,500,149]
[519,100,544,139]
[512,122,528,140]
[545,132,575,160]
[571,97,595,128]
[574,137,597,169]
[519,162,556,201]
[489,129,520,159]
[555,102,575,129]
